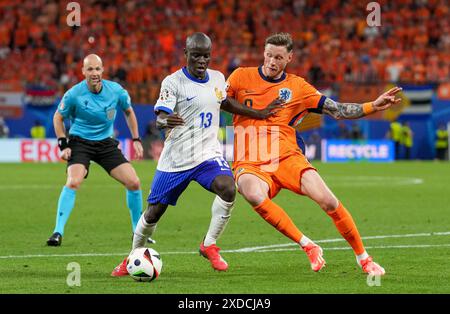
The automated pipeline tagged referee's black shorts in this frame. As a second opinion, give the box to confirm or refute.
[67,135,129,177]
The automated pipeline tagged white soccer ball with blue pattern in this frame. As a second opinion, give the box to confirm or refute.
[126,247,162,282]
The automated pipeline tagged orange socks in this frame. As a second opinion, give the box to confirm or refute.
[327,202,365,255]
[252,198,365,256]
[253,198,302,243]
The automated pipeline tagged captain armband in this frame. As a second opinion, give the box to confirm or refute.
[362,102,376,115]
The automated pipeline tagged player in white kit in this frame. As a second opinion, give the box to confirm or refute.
[112,33,282,275]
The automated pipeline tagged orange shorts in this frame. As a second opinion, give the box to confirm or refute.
[233,152,316,199]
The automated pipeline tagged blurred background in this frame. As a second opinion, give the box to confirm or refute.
[0,0,449,162]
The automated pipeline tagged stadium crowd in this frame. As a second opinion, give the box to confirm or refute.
[0,0,449,104]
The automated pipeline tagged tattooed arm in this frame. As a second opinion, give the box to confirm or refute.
[322,98,365,120]
[322,87,403,120]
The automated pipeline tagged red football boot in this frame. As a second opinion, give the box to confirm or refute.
[199,242,228,271]
[111,257,128,277]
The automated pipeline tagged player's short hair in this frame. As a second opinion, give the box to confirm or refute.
[265,33,293,52]
[186,32,212,50]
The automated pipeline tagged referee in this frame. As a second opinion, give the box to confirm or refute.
[47,54,147,246]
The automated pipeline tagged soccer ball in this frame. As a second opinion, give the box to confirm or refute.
[126,247,163,282]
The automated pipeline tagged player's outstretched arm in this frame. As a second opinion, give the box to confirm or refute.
[322,87,402,120]
[221,97,284,119]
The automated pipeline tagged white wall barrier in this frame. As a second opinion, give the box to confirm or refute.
[1,138,394,163]
[321,139,394,162]
[0,139,133,162]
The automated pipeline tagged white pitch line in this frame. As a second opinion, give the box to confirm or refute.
[0,184,123,190]
[1,243,450,260]
[226,231,450,252]
[1,231,449,259]
[251,243,450,253]
[0,176,424,190]
[0,252,129,259]
[324,176,424,186]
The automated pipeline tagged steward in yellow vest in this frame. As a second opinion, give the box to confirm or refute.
[400,122,413,159]
[435,124,448,160]
[30,120,46,139]
[390,121,402,159]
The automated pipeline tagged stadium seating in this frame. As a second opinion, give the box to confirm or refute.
[0,0,449,104]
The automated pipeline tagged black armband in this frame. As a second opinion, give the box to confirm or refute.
[57,137,68,151]
[132,137,142,143]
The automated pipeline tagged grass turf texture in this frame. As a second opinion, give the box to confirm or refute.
[0,161,449,293]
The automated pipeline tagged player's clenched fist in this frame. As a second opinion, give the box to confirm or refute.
[60,148,72,161]
[166,113,185,128]
[157,113,185,129]
[133,141,144,160]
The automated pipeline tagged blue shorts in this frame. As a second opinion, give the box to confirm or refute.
[295,131,306,154]
[148,157,233,206]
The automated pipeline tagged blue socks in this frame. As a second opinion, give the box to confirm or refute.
[127,189,143,232]
[54,186,76,235]
[53,187,142,235]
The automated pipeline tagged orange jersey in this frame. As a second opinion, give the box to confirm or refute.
[226,66,325,168]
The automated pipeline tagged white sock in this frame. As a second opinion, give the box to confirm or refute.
[356,251,369,265]
[203,195,234,247]
[299,235,313,248]
[132,214,157,250]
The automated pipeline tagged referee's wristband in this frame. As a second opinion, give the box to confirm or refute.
[57,137,68,151]
[132,137,142,143]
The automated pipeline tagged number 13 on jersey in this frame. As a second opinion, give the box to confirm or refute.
[199,112,213,128]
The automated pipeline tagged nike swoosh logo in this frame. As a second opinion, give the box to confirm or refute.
[187,96,197,101]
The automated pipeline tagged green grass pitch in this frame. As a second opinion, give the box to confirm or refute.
[0,160,449,294]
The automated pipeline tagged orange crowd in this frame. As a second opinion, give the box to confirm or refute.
[0,0,449,104]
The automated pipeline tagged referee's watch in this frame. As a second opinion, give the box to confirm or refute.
[132,137,142,143]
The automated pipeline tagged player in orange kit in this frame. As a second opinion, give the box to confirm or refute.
[227,33,402,276]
